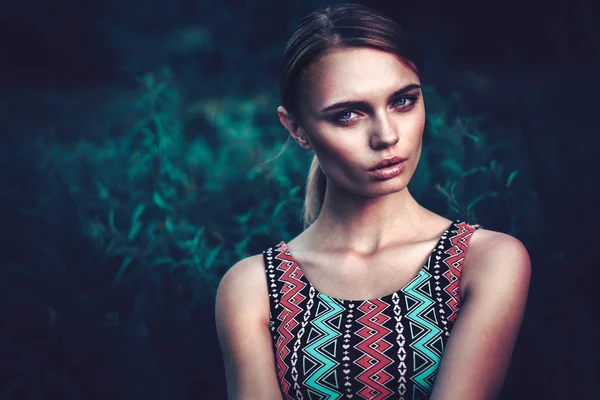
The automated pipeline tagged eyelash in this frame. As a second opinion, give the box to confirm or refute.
[333,94,420,125]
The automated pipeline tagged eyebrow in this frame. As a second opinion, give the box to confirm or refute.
[319,83,422,114]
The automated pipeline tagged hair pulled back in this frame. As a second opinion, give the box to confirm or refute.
[279,3,423,229]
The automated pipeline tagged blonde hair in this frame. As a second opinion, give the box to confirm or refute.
[277,3,422,230]
[304,154,327,229]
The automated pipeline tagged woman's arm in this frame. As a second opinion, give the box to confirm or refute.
[215,255,284,400]
[429,232,532,400]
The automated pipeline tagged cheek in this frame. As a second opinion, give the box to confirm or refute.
[405,107,426,133]
[315,139,357,169]
[308,134,363,179]
[400,112,426,149]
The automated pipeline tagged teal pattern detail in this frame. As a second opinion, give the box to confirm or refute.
[303,294,345,399]
[402,259,443,395]
[264,221,482,400]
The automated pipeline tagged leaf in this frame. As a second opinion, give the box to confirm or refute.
[441,159,463,175]
[128,220,142,242]
[289,185,301,197]
[461,166,488,178]
[175,227,205,251]
[466,192,498,211]
[450,181,457,193]
[506,170,519,187]
[235,236,251,259]
[234,210,252,225]
[96,179,110,201]
[203,244,222,271]
[106,237,118,253]
[153,192,172,211]
[114,257,133,284]
[132,204,145,222]
[165,217,175,234]
[192,227,206,248]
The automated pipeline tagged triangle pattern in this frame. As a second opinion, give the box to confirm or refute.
[315,301,331,317]
[413,351,430,372]
[303,355,320,376]
[307,327,323,344]
[409,321,426,339]
[412,384,429,400]
[321,340,337,358]
[321,369,339,389]
[422,308,438,324]
[418,281,432,297]
[428,335,444,356]
[329,314,343,330]
[405,296,419,311]
[307,389,326,400]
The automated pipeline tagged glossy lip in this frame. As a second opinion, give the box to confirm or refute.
[368,161,405,180]
[369,155,408,171]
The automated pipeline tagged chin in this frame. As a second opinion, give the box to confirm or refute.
[358,180,408,198]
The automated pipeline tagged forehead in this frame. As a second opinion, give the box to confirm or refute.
[302,47,419,108]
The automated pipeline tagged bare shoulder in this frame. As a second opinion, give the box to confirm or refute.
[215,253,270,325]
[463,226,532,300]
[429,227,531,399]
[215,253,284,399]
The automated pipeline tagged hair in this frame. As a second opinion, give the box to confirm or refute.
[279,3,423,229]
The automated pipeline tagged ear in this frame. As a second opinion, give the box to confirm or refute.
[277,106,313,150]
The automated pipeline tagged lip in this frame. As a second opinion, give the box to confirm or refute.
[369,156,408,171]
[368,161,405,180]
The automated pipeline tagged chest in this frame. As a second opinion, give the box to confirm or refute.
[288,237,453,301]
[265,242,464,400]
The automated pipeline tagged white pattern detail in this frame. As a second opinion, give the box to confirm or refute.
[392,292,407,399]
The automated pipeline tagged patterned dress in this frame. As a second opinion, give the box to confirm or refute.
[263,220,481,400]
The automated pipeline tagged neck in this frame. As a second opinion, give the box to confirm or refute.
[305,182,434,256]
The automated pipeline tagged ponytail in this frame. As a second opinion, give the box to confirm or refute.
[303,154,327,229]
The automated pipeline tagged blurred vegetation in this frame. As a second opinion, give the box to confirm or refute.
[1,0,598,399]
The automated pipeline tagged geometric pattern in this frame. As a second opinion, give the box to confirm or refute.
[264,220,480,400]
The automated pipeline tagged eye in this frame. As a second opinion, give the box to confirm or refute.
[333,110,359,125]
[392,94,419,109]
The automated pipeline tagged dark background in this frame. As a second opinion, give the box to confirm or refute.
[1,0,598,398]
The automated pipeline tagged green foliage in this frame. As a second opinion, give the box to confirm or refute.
[30,64,544,307]
[414,87,542,238]
[1,0,595,397]
[31,67,311,304]
[11,63,545,399]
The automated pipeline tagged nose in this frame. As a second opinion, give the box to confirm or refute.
[369,113,400,149]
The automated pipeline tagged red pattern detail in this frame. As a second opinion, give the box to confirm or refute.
[273,243,307,399]
[442,222,479,323]
[354,299,393,399]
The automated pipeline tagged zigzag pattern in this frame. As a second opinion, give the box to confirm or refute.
[402,265,442,398]
[303,294,345,400]
[354,299,394,399]
[273,246,307,397]
[264,221,481,400]
[442,222,480,323]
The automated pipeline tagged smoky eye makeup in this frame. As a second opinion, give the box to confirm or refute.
[328,91,421,125]
[391,92,420,108]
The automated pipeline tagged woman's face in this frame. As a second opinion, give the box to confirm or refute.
[291,46,425,198]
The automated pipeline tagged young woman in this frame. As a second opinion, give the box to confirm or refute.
[215,3,531,399]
